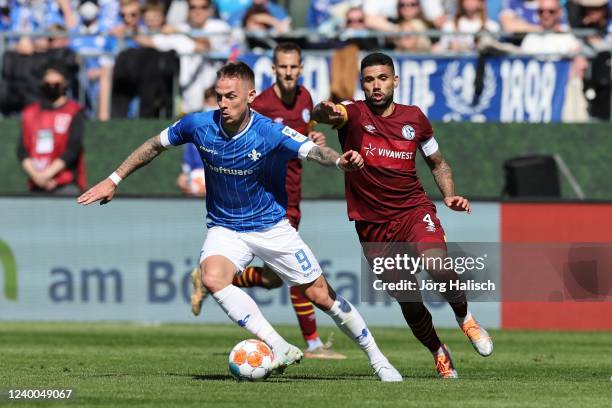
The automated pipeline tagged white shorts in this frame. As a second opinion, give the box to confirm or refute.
[199,219,323,286]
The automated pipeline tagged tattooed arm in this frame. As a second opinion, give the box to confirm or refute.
[306,145,364,171]
[115,135,166,179]
[425,150,454,197]
[424,150,471,213]
[77,135,166,205]
[306,145,339,167]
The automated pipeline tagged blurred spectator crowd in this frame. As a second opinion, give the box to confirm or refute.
[0,0,610,121]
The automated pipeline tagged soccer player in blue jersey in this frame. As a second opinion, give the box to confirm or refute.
[77,62,403,381]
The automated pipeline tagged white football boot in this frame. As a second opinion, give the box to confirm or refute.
[270,344,304,374]
[459,314,493,357]
[372,360,404,382]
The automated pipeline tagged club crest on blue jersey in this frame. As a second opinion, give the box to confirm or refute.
[248,149,261,161]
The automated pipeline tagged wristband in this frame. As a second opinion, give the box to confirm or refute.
[109,172,122,186]
[335,157,342,170]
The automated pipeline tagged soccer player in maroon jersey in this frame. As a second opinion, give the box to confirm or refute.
[191,42,346,360]
[311,52,493,378]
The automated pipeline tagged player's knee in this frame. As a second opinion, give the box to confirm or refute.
[201,256,235,293]
[201,266,228,293]
[303,283,335,310]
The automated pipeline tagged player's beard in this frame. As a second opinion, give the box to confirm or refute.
[279,77,297,94]
[366,90,394,112]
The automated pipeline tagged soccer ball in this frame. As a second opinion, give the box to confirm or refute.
[228,339,274,381]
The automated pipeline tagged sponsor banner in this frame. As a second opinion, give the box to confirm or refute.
[501,203,612,330]
[0,198,500,328]
[240,53,570,123]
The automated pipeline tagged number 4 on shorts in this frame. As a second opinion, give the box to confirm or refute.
[423,213,435,228]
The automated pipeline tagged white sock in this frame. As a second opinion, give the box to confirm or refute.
[456,311,473,327]
[324,295,386,366]
[212,285,289,353]
[306,337,324,351]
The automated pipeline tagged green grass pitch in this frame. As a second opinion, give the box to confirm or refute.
[1,322,611,407]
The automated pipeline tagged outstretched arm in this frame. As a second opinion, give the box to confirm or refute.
[424,150,471,214]
[311,101,348,127]
[77,135,166,205]
[115,135,166,177]
[306,145,364,171]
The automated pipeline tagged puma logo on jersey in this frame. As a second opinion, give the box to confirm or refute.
[364,124,377,133]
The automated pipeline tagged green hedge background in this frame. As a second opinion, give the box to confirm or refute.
[1,118,610,200]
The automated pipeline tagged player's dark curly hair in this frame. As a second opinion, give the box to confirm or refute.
[217,62,255,87]
[360,52,395,74]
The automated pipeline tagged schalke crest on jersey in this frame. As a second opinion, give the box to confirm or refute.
[402,125,416,141]
[302,108,310,124]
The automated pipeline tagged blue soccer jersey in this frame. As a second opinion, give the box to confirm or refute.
[160,110,315,232]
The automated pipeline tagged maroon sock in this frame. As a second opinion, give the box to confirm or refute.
[232,266,263,287]
[449,301,468,319]
[400,302,442,353]
[289,286,319,342]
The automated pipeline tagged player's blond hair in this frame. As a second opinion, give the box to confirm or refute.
[216,62,255,87]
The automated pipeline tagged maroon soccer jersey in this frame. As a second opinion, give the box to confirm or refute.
[338,100,436,223]
[252,86,313,135]
[251,85,314,229]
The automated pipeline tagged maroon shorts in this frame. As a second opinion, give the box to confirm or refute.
[355,205,446,254]
[357,206,447,300]
[286,204,301,230]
